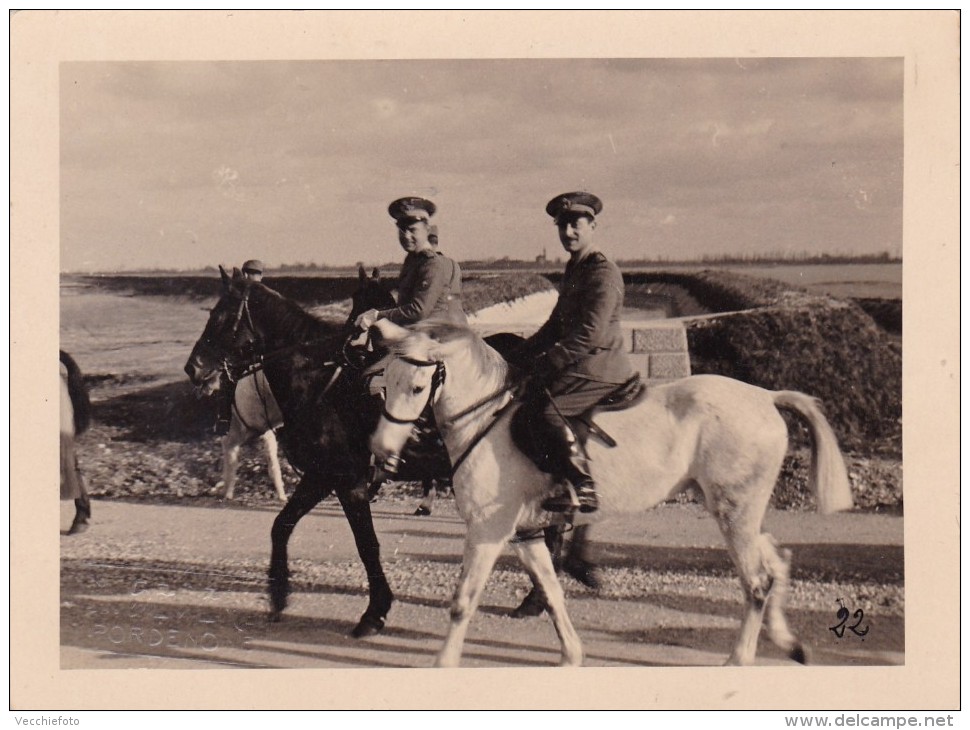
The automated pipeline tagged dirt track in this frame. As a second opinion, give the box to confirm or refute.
[60,498,903,670]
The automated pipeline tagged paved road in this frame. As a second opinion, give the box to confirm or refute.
[60,498,903,670]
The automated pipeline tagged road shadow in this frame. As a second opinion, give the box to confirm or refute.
[591,541,903,585]
[93,380,216,442]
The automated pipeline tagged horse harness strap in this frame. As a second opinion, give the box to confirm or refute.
[447,393,518,477]
[226,340,341,383]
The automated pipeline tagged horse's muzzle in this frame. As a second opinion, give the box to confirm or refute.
[184,356,221,395]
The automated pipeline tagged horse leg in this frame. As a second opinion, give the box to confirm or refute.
[762,540,808,664]
[712,478,805,665]
[722,529,806,666]
[220,420,245,500]
[436,534,507,668]
[510,525,563,618]
[261,430,286,501]
[512,537,584,666]
[415,479,435,516]
[67,464,91,536]
[267,475,329,621]
[562,524,601,590]
[335,481,394,638]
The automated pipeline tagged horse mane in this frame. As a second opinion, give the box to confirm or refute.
[396,321,508,382]
[59,350,91,435]
[251,283,345,345]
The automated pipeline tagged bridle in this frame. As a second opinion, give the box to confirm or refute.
[204,284,358,398]
[379,356,447,425]
[379,353,519,477]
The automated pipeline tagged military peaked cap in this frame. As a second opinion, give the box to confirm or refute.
[545,191,603,222]
[241,259,264,274]
[388,197,437,226]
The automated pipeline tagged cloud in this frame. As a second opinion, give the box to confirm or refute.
[60,58,903,271]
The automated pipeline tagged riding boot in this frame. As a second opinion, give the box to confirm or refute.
[68,494,91,535]
[541,423,598,514]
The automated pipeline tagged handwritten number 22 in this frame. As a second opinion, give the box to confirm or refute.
[830,602,869,638]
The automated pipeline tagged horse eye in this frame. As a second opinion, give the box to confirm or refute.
[412,385,426,395]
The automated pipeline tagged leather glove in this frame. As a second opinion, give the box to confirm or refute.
[354,309,381,331]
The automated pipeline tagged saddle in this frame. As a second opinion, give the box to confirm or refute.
[511,373,647,473]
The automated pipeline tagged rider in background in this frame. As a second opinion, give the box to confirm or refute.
[241,259,265,282]
[215,258,267,435]
[355,197,467,329]
[515,192,634,514]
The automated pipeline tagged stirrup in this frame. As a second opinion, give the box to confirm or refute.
[542,482,581,513]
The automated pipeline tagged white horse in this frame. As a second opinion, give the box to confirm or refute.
[221,371,287,501]
[367,320,854,668]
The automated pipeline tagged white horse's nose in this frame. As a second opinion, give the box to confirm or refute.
[369,431,391,461]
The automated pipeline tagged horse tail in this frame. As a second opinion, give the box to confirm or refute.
[773,391,853,514]
[60,350,91,435]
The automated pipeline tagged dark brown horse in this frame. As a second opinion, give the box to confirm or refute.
[185,266,397,637]
[184,267,596,635]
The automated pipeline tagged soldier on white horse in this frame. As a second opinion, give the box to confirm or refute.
[509,192,635,514]
[365,192,853,668]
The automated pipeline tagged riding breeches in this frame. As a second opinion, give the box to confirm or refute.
[526,374,622,430]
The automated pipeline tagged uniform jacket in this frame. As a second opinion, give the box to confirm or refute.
[525,250,633,384]
[379,248,467,326]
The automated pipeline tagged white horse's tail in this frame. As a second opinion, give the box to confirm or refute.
[773,391,854,514]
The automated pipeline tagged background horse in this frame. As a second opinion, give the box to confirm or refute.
[220,369,286,501]
[219,265,394,503]
[185,266,397,637]
[367,320,854,667]
[60,350,92,535]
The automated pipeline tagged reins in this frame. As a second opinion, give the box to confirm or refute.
[382,352,523,478]
[447,388,519,477]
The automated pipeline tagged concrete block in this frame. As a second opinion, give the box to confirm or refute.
[649,352,692,379]
[631,326,688,354]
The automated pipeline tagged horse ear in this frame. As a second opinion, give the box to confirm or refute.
[219,265,231,290]
[358,264,367,282]
[232,267,243,280]
[371,267,381,282]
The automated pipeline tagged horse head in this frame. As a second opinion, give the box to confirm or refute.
[365,320,445,467]
[184,265,265,395]
[366,318,518,470]
[347,265,395,329]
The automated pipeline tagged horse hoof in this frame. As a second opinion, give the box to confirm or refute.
[66,520,89,536]
[563,557,601,590]
[267,611,283,624]
[790,642,810,665]
[414,506,431,516]
[351,615,385,638]
[510,592,547,618]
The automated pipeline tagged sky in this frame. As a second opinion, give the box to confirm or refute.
[60,58,903,272]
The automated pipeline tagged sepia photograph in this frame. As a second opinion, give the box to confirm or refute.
[11,9,960,714]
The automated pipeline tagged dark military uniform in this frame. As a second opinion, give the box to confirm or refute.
[518,191,633,514]
[526,250,632,384]
[378,248,467,326]
[365,197,466,493]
